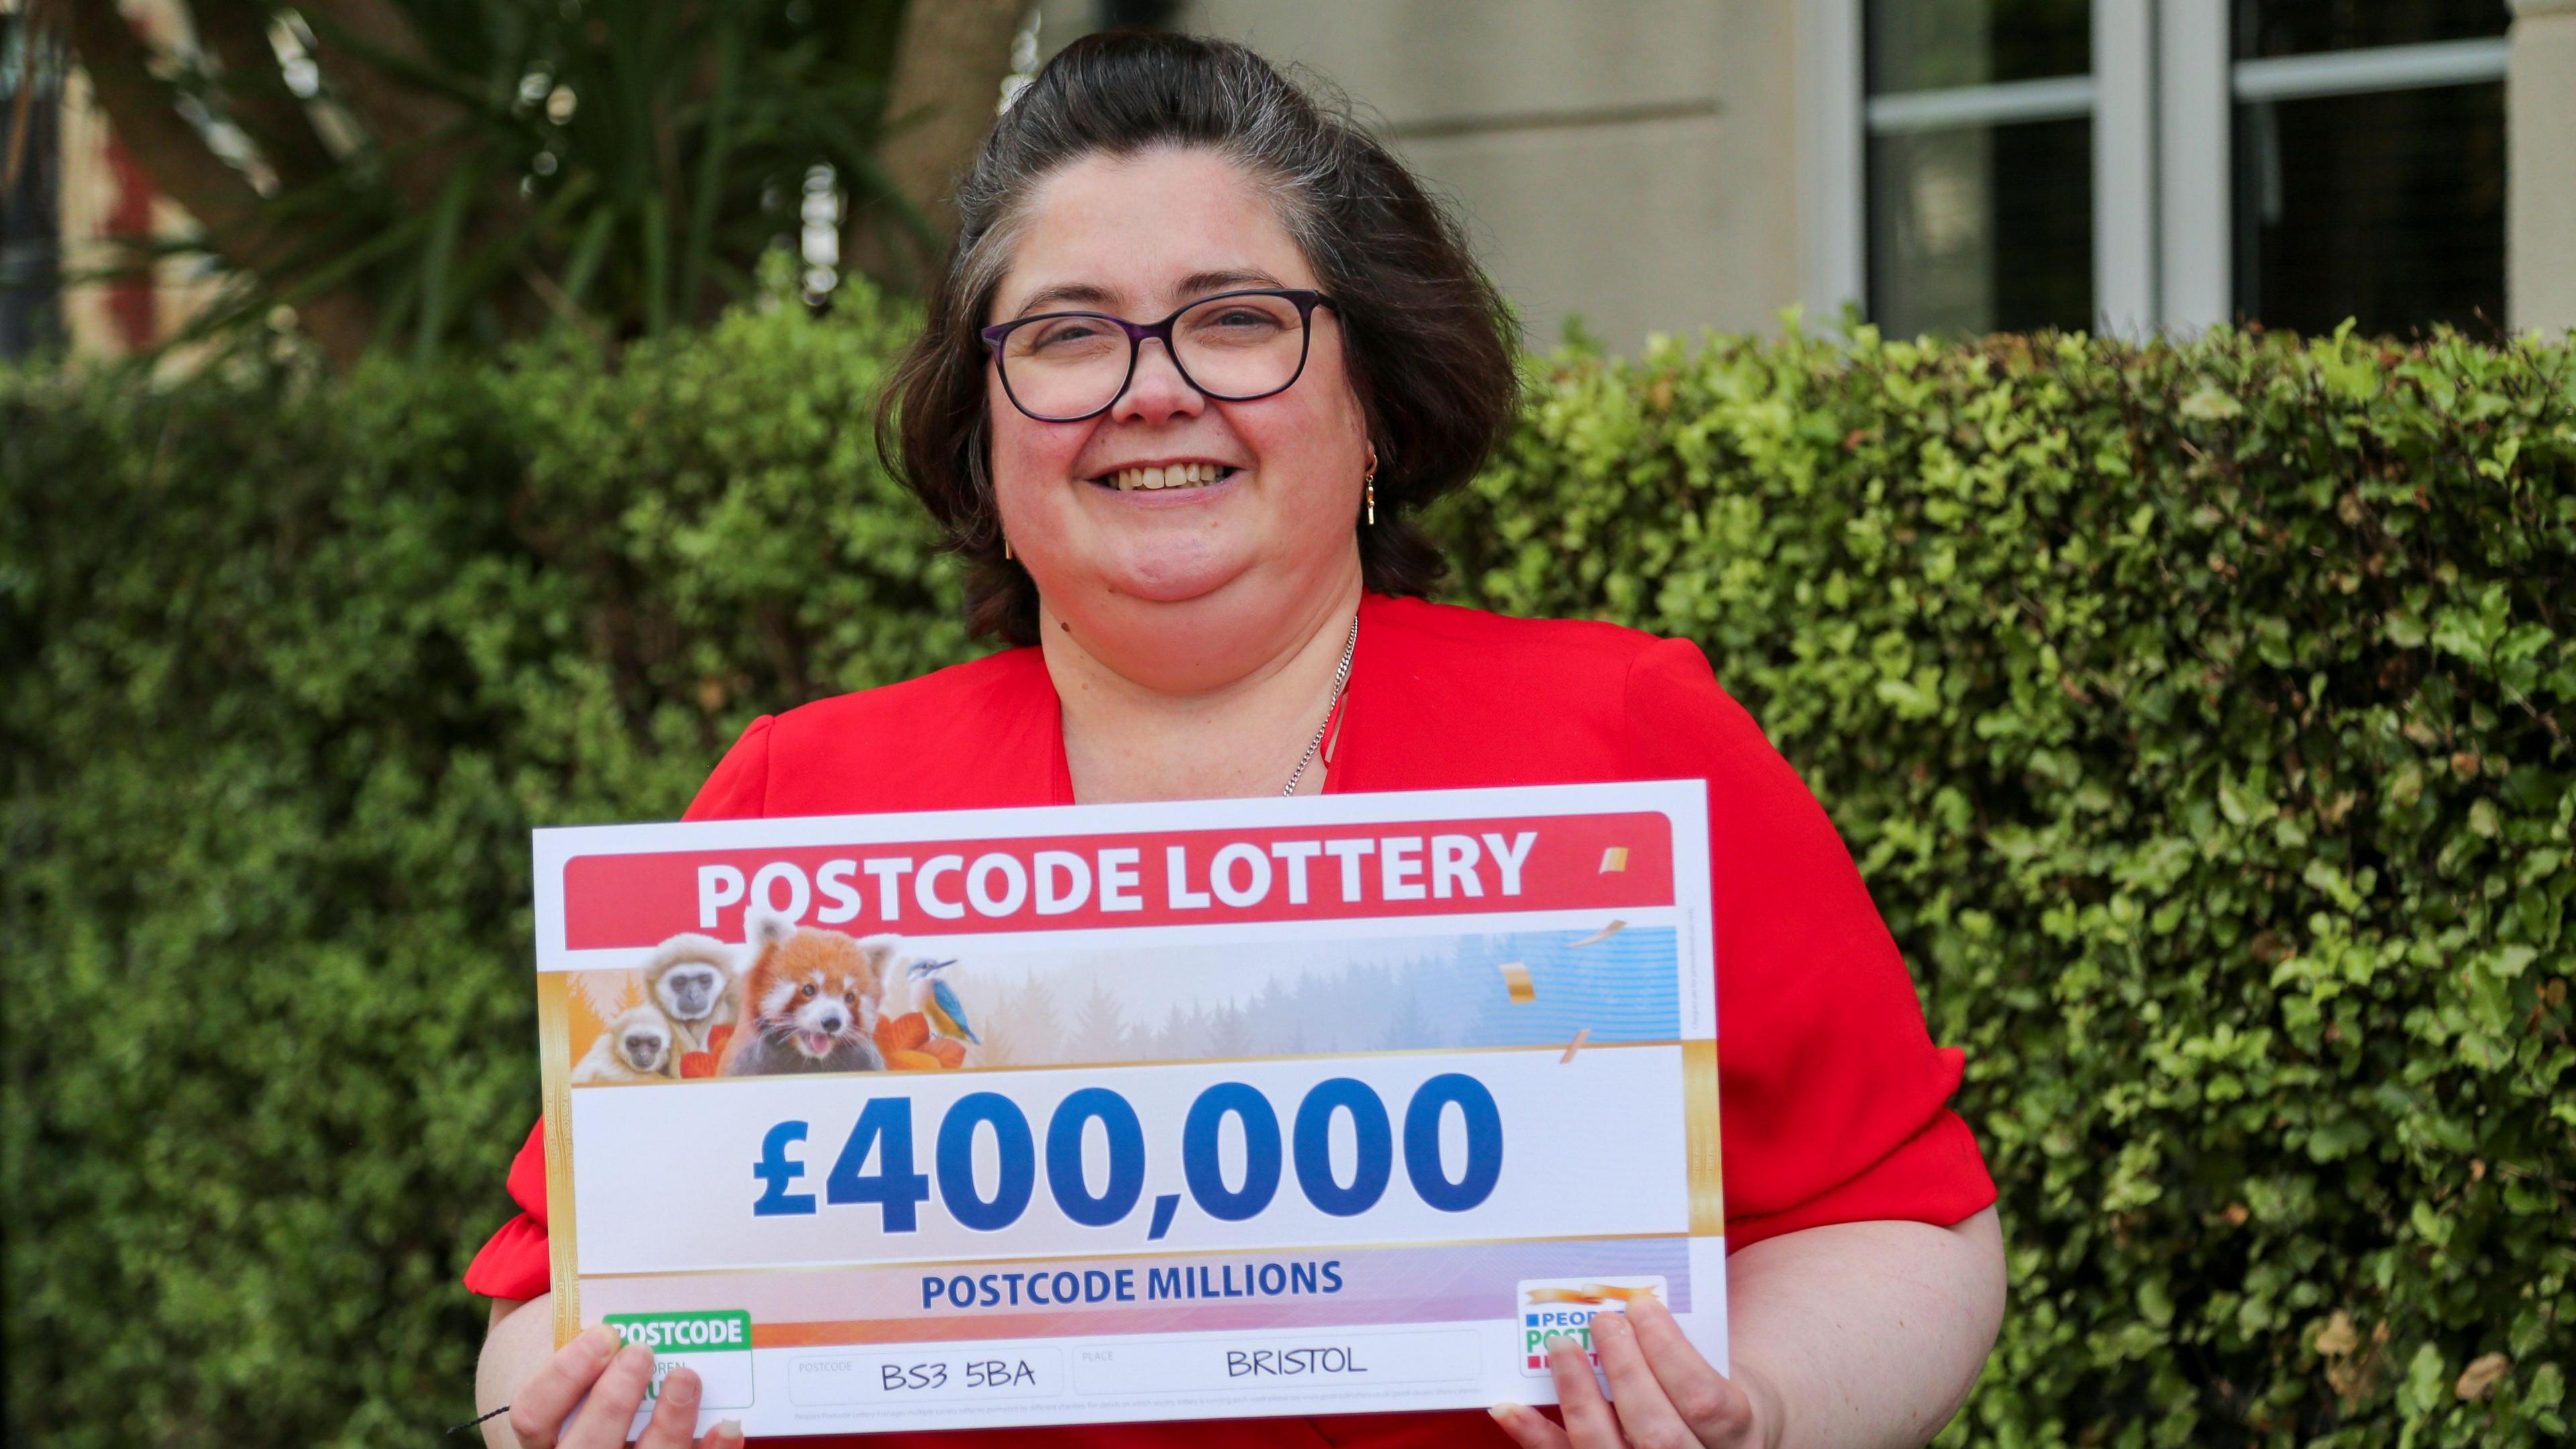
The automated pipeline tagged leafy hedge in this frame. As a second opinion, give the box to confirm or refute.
[1447,323,2575,1448]
[4,299,2570,1448]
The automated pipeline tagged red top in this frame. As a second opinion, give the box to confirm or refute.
[468,595,1994,1449]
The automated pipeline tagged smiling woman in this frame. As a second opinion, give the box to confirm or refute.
[883,36,1516,694]
[470,30,2004,1449]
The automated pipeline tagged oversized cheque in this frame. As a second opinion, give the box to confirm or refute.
[530,780,1727,1437]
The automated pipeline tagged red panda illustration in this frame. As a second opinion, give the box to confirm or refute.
[715,919,892,1077]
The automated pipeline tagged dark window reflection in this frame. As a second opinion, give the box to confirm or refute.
[1,14,65,362]
[1869,119,2093,337]
[2231,0,2509,60]
[1866,0,2088,93]
[2233,83,2505,335]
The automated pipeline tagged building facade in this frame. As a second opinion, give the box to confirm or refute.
[1053,0,2575,354]
[17,1,2570,363]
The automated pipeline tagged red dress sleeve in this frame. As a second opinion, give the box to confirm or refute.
[463,717,777,1299]
[685,714,775,820]
[461,1119,553,1299]
[1623,639,1995,1248]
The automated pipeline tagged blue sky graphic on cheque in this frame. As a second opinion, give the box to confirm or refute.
[1432,928,1682,1049]
[949,926,1687,1067]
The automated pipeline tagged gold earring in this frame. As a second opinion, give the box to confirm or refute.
[1364,462,1378,525]
[1003,536,1012,561]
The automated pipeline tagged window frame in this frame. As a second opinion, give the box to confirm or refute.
[1803,0,2513,335]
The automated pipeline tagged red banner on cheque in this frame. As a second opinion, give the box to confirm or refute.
[562,811,1675,947]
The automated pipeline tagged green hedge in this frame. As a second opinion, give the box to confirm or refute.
[4,300,2570,1448]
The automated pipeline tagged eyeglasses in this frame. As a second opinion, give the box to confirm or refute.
[979,288,1336,423]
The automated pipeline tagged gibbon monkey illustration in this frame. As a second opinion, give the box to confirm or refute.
[571,1004,680,1084]
[643,932,739,1055]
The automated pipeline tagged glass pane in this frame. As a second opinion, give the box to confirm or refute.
[2232,0,2509,60]
[1867,0,2089,94]
[1,15,65,362]
[1868,118,2093,337]
[2232,83,2505,336]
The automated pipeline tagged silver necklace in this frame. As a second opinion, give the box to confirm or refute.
[1281,612,1360,797]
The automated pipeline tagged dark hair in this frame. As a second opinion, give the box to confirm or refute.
[878,31,1519,645]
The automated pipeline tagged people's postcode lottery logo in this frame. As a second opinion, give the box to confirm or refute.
[1516,1278,1667,1373]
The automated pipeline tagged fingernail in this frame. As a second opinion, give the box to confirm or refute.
[715,1418,744,1442]
[580,1324,623,1359]
[616,1342,654,1373]
[1595,1309,1629,1336]
[1488,1402,1523,1421]
[1546,1333,1584,1354]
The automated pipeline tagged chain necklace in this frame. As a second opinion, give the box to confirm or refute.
[1281,612,1360,797]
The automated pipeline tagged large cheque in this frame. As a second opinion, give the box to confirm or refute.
[529,780,1726,1438]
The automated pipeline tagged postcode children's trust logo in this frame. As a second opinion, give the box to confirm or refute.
[1516,1277,1667,1374]
[604,1310,756,1409]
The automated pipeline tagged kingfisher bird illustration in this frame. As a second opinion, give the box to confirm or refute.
[907,958,979,1044]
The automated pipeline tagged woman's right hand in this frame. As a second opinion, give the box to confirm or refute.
[504,1324,747,1449]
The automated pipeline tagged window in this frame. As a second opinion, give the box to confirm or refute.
[2229,0,2511,335]
[1,11,64,360]
[1811,0,2514,337]
[1863,1,2095,336]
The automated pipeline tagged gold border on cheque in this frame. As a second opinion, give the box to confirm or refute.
[538,973,583,1346]
[1684,1039,1725,1237]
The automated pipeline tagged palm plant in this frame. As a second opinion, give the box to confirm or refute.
[42,0,1026,367]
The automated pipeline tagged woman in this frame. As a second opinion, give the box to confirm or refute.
[470,31,2004,1449]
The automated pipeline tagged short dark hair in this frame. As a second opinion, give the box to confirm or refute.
[879,31,1519,645]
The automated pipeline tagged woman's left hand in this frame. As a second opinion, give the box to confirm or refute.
[1489,1293,1777,1449]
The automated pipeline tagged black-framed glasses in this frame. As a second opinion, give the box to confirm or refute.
[979,288,1336,423]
